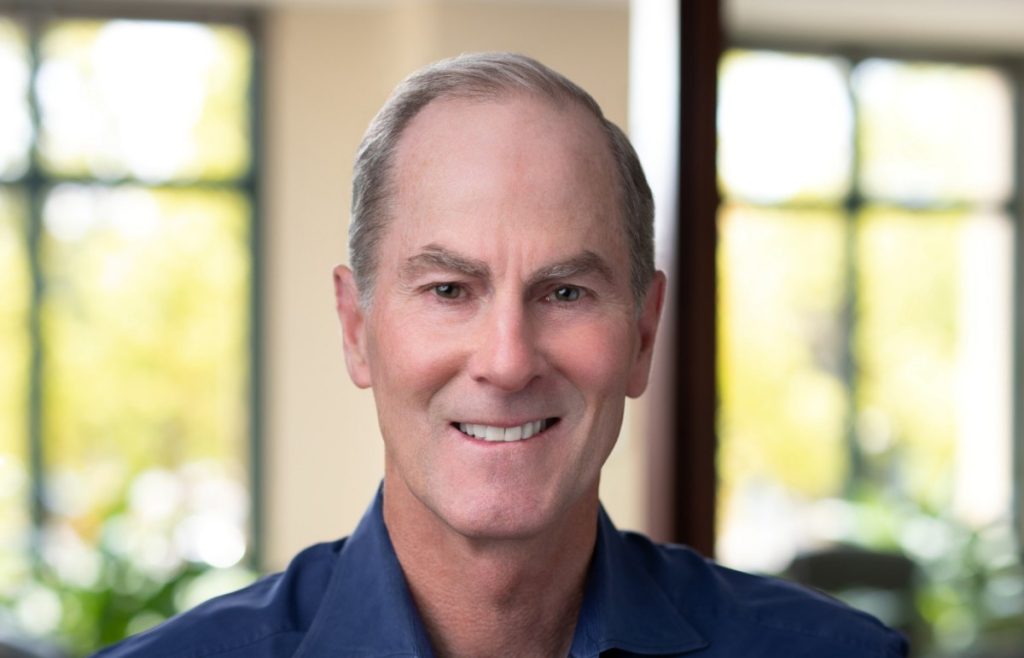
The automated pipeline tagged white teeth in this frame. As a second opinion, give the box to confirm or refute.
[457,419,549,442]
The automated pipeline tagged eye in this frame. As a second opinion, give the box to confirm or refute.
[549,285,583,303]
[433,283,462,299]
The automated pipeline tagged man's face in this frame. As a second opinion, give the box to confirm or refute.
[336,95,663,541]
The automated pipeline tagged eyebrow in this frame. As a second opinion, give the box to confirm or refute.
[401,244,615,287]
[525,250,614,288]
[400,244,490,280]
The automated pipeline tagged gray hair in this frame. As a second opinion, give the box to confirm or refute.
[349,52,654,307]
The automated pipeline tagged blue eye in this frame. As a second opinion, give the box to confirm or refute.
[551,286,582,302]
[433,283,462,299]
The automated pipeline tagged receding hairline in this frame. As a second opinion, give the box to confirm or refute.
[390,89,620,187]
[349,52,655,308]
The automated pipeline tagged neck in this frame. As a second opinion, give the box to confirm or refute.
[383,477,598,658]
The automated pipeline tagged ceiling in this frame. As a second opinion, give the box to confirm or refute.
[37,0,1024,54]
[727,0,1024,54]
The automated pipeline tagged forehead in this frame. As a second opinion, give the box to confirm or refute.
[384,94,624,258]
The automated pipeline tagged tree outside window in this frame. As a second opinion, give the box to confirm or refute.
[717,49,1024,656]
[0,10,259,655]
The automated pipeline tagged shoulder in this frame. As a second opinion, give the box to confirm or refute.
[620,531,908,658]
[91,539,345,658]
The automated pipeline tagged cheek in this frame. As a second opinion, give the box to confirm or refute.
[366,318,464,468]
[548,319,636,396]
[367,310,464,403]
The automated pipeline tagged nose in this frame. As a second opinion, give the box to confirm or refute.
[468,297,545,392]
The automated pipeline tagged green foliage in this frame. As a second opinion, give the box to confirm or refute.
[0,466,257,656]
[838,493,1024,656]
[0,15,257,656]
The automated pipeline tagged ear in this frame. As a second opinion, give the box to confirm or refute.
[333,265,373,388]
[626,271,666,398]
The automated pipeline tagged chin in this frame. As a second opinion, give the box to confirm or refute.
[431,481,588,542]
[444,509,555,542]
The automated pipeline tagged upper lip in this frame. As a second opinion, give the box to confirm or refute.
[454,417,552,427]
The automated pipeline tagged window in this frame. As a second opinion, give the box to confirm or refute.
[717,48,1023,654]
[0,7,259,654]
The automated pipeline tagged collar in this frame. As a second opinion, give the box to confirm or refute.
[568,506,708,657]
[295,487,708,657]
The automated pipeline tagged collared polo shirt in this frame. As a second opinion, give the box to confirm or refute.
[93,489,908,657]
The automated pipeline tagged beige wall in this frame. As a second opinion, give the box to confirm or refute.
[262,0,638,570]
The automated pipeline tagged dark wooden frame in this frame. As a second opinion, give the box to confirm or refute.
[646,0,722,557]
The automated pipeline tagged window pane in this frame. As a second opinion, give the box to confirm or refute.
[856,208,1014,519]
[855,60,1014,204]
[855,207,1017,649]
[0,17,31,180]
[37,20,251,182]
[716,45,1022,653]
[718,50,853,203]
[39,185,251,577]
[0,188,31,595]
[717,204,850,572]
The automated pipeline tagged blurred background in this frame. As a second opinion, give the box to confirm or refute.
[0,0,1020,656]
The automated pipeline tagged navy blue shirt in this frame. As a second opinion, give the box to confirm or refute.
[94,490,908,657]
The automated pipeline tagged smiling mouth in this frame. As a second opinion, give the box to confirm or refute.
[454,418,559,443]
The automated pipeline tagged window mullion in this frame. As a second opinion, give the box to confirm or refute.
[246,11,264,573]
[841,55,865,496]
[1012,60,1024,554]
[22,6,46,570]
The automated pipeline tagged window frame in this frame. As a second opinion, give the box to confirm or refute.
[720,35,1024,553]
[0,0,266,570]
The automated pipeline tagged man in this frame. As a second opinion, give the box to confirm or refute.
[96,53,908,658]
